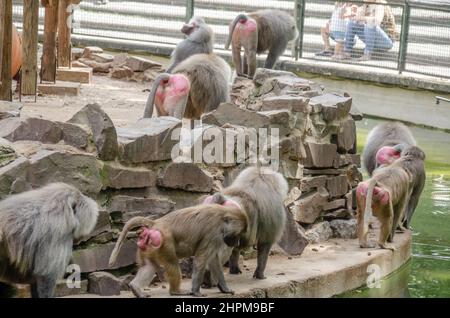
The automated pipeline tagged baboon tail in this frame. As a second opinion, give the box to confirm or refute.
[108,217,155,266]
[363,179,377,238]
[225,13,248,50]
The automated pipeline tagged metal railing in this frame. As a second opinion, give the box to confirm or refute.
[11,0,450,79]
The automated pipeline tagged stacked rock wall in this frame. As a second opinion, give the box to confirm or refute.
[0,68,362,296]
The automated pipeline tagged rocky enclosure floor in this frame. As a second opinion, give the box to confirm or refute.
[65,232,411,298]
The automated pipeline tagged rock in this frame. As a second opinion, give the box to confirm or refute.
[118,274,135,291]
[0,157,29,198]
[279,159,303,180]
[72,240,137,272]
[309,93,352,122]
[324,208,354,220]
[117,117,181,163]
[259,76,318,96]
[290,187,329,224]
[0,117,62,144]
[109,195,175,221]
[125,56,162,72]
[306,221,332,244]
[326,175,349,198]
[78,58,112,73]
[253,68,298,86]
[202,103,290,136]
[299,176,327,193]
[55,279,88,297]
[350,104,363,121]
[142,68,160,82]
[157,163,214,193]
[27,149,102,194]
[303,142,337,168]
[110,66,134,80]
[336,118,356,153]
[112,53,128,67]
[323,199,345,211]
[101,163,156,189]
[91,53,114,63]
[71,60,90,68]
[329,219,357,239]
[82,46,104,58]
[71,47,84,60]
[68,103,118,161]
[88,272,122,296]
[59,122,90,149]
[0,143,16,168]
[278,208,308,255]
[346,164,363,187]
[284,186,302,207]
[0,101,22,120]
[303,168,346,176]
[76,210,111,245]
[261,95,310,113]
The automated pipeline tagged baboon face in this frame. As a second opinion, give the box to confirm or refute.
[182,17,205,35]
[402,146,426,161]
[72,194,99,239]
[222,212,247,247]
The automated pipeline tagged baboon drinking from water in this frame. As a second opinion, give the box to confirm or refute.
[109,205,247,297]
[203,165,288,279]
[0,183,99,298]
[167,17,214,73]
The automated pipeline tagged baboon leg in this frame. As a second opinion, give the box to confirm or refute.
[378,202,395,251]
[30,275,57,298]
[232,45,243,76]
[254,242,272,279]
[209,255,234,295]
[191,252,214,297]
[129,263,156,298]
[356,191,373,248]
[229,248,242,274]
[245,49,257,78]
[264,41,287,69]
[242,54,248,77]
[201,270,216,289]
[390,196,407,242]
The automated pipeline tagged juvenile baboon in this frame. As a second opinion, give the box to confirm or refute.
[363,122,416,175]
[356,158,413,250]
[108,205,247,297]
[166,17,214,73]
[225,10,298,78]
[0,183,99,298]
[143,54,231,121]
[363,122,425,228]
[203,166,288,279]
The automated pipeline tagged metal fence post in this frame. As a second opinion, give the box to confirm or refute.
[294,0,306,60]
[398,1,410,74]
[186,0,194,22]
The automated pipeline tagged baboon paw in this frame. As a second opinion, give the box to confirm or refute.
[201,283,215,289]
[170,289,191,296]
[380,244,396,251]
[229,267,242,275]
[221,289,235,295]
[253,272,266,280]
[130,285,150,298]
[191,291,207,297]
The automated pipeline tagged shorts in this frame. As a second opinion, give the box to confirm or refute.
[330,31,346,42]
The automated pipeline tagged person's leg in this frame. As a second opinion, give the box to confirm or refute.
[321,22,332,51]
[363,25,393,56]
[344,21,364,54]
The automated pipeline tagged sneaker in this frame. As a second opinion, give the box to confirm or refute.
[315,49,333,57]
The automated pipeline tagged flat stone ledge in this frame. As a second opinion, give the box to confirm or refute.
[63,231,411,298]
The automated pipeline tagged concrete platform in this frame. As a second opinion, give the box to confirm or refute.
[56,67,93,84]
[65,231,412,298]
[37,81,81,96]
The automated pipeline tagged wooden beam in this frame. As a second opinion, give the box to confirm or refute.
[57,0,71,67]
[41,0,59,82]
[0,0,12,101]
[21,0,39,95]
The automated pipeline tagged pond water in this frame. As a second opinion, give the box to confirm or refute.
[341,118,450,298]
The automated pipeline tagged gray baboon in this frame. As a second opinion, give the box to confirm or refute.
[203,165,288,279]
[363,122,425,228]
[0,183,99,298]
[167,16,214,73]
[225,10,298,78]
[143,53,231,121]
[109,204,247,297]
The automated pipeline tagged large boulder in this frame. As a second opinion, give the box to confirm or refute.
[302,142,337,168]
[290,187,329,224]
[0,101,22,120]
[329,219,357,239]
[305,221,333,244]
[88,272,121,296]
[109,195,175,223]
[68,103,118,160]
[157,163,214,193]
[309,93,352,122]
[117,117,181,163]
[101,163,156,189]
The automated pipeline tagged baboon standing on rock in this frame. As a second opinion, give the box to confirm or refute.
[0,183,99,298]
[167,17,214,73]
[226,10,298,78]
[143,54,231,121]
[109,205,247,297]
[203,166,288,279]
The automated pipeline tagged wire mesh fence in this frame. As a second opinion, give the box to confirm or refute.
[9,0,450,79]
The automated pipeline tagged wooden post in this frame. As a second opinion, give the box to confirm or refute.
[21,0,39,95]
[57,0,71,67]
[0,0,12,101]
[41,0,59,82]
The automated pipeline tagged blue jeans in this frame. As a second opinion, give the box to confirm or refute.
[344,20,393,55]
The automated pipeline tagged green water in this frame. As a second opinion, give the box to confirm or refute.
[344,118,450,298]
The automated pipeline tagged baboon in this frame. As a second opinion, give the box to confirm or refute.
[356,163,411,250]
[166,17,214,73]
[0,183,99,298]
[203,166,288,279]
[143,54,231,121]
[363,122,425,228]
[108,205,247,298]
[363,122,416,176]
[225,10,298,78]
